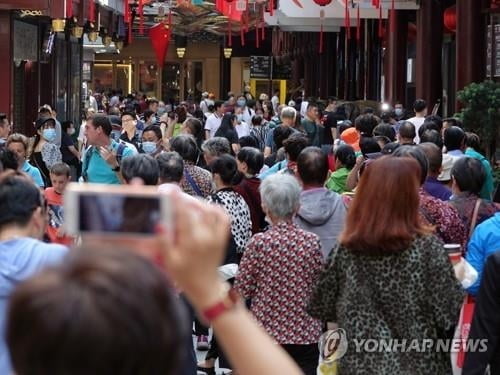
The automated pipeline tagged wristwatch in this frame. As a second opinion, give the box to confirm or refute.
[201,283,240,322]
[112,165,120,172]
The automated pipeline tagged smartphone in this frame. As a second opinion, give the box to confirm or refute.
[64,183,172,237]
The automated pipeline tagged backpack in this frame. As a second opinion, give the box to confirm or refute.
[82,142,127,182]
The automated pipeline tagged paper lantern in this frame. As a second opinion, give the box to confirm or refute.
[444,6,456,33]
[149,23,171,68]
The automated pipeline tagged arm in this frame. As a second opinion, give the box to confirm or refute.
[68,145,80,160]
[205,130,211,140]
[465,228,485,296]
[330,127,337,141]
[345,156,364,191]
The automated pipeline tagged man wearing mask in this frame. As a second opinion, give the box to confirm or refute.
[394,102,406,120]
[141,125,164,157]
[237,95,255,124]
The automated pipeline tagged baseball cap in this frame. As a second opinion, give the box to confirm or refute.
[340,127,360,152]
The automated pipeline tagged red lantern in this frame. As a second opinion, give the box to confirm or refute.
[149,23,171,69]
[313,0,331,54]
[313,0,331,5]
[444,5,456,33]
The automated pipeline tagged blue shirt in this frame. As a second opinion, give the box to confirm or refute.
[22,161,44,187]
[466,213,500,296]
[0,237,68,374]
[465,148,495,200]
[258,159,288,180]
[84,140,135,184]
[423,176,452,201]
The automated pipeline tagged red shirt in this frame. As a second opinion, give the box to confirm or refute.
[44,188,72,246]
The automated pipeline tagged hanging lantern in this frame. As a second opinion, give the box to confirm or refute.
[224,47,232,58]
[149,23,171,68]
[313,0,331,53]
[52,19,66,33]
[139,0,145,35]
[443,5,456,33]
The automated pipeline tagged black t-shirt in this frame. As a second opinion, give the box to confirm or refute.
[215,128,238,147]
[61,134,78,165]
[322,110,345,145]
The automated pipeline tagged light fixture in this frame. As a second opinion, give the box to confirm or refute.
[71,26,84,38]
[51,19,66,33]
[176,47,186,58]
[115,40,124,50]
[103,36,112,47]
[223,47,232,58]
[88,31,98,42]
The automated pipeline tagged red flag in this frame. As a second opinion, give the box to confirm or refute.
[89,0,95,22]
[216,0,243,22]
[66,0,73,18]
[149,23,171,68]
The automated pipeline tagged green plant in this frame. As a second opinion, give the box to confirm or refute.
[456,80,500,159]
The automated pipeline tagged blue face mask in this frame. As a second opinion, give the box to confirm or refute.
[42,128,57,143]
[237,100,246,107]
[142,141,157,154]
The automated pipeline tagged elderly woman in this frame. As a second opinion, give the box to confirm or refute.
[201,137,231,166]
[235,173,323,375]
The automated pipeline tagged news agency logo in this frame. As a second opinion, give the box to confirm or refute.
[319,328,348,363]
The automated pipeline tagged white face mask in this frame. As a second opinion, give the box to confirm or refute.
[68,128,76,136]
[395,108,403,116]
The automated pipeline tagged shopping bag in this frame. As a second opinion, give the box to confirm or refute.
[451,295,476,375]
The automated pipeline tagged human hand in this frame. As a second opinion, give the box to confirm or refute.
[99,146,118,169]
[56,227,66,238]
[354,155,364,168]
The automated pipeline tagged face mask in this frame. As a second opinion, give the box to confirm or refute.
[68,128,76,136]
[42,128,57,143]
[237,100,246,107]
[142,141,157,154]
[236,114,243,122]
[395,108,403,116]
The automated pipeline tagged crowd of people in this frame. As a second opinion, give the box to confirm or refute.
[0,90,499,375]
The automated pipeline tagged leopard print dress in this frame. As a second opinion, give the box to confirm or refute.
[308,234,464,375]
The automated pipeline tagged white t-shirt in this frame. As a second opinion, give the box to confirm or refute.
[271,95,279,113]
[241,107,255,124]
[300,101,309,118]
[204,113,222,138]
[407,116,426,144]
[235,121,250,139]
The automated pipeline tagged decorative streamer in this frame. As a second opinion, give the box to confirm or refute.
[269,0,274,16]
[228,19,232,47]
[261,5,265,41]
[240,28,245,46]
[139,0,144,35]
[390,0,396,34]
[66,0,73,18]
[378,2,383,38]
[124,0,129,23]
[344,0,350,39]
[356,5,361,40]
[89,0,95,22]
[319,9,324,54]
[128,19,133,43]
[255,22,260,48]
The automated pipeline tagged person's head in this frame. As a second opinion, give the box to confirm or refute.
[49,163,71,194]
[6,133,29,165]
[419,129,443,149]
[238,136,259,149]
[7,246,185,375]
[201,137,231,165]
[442,117,463,135]
[237,147,264,176]
[0,174,47,239]
[147,98,159,113]
[296,147,328,187]
[0,113,11,139]
[236,95,247,108]
[423,115,443,133]
[85,115,112,145]
[340,127,360,152]
[450,157,486,196]
[444,126,465,152]
[354,114,378,137]
[392,145,429,185]
[273,89,280,97]
[157,151,184,184]
[214,100,225,115]
[143,110,156,126]
[418,143,442,177]
[306,103,319,121]
[280,106,297,126]
[394,102,404,117]
[220,113,237,130]
[340,156,430,253]
[141,125,162,154]
[465,132,481,152]
[121,154,159,185]
[273,126,294,150]
[259,173,301,223]
[326,96,337,109]
[170,134,199,164]
[120,111,137,132]
[209,154,242,188]
[359,136,381,157]
[38,105,53,118]
[35,117,57,144]
[335,144,356,170]
[61,120,75,136]
[397,121,416,144]
[251,115,263,127]
[0,148,19,171]
[373,123,396,142]
[413,99,427,116]
[283,133,310,162]
[174,106,187,124]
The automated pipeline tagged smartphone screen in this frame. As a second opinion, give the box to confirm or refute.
[78,193,162,235]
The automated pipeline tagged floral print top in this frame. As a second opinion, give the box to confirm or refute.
[180,161,214,198]
[235,222,323,345]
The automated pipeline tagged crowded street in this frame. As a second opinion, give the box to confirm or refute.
[0,0,499,374]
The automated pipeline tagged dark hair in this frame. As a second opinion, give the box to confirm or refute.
[0,148,19,171]
[49,162,71,177]
[147,97,159,105]
[398,121,416,140]
[7,247,185,375]
[297,147,328,186]
[359,136,381,157]
[465,132,481,152]
[0,175,43,230]
[444,126,465,151]
[174,106,187,123]
[273,126,294,150]
[183,118,204,148]
[214,100,225,111]
[142,125,162,141]
[121,154,159,185]
[392,145,429,185]
[335,144,356,169]
[61,121,74,133]
[381,142,401,155]
[90,115,112,136]
[451,157,486,196]
[157,151,184,183]
[443,117,463,128]
[283,133,310,162]
[418,121,439,139]
[120,111,136,120]
[337,122,352,136]
[237,147,264,175]
[210,154,242,186]
[418,143,442,174]
[143,110,155,122]
[354,114,378,136]
[170,135,199,163]
[413,99,427,113]
[306,103,318,111]
[373,124,396,142]
[238,136,259,149]
[251,115,263,126]
[423,115,443,132]
[420,129,443,149]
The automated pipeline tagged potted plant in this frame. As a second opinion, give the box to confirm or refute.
[456,80,500,160]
